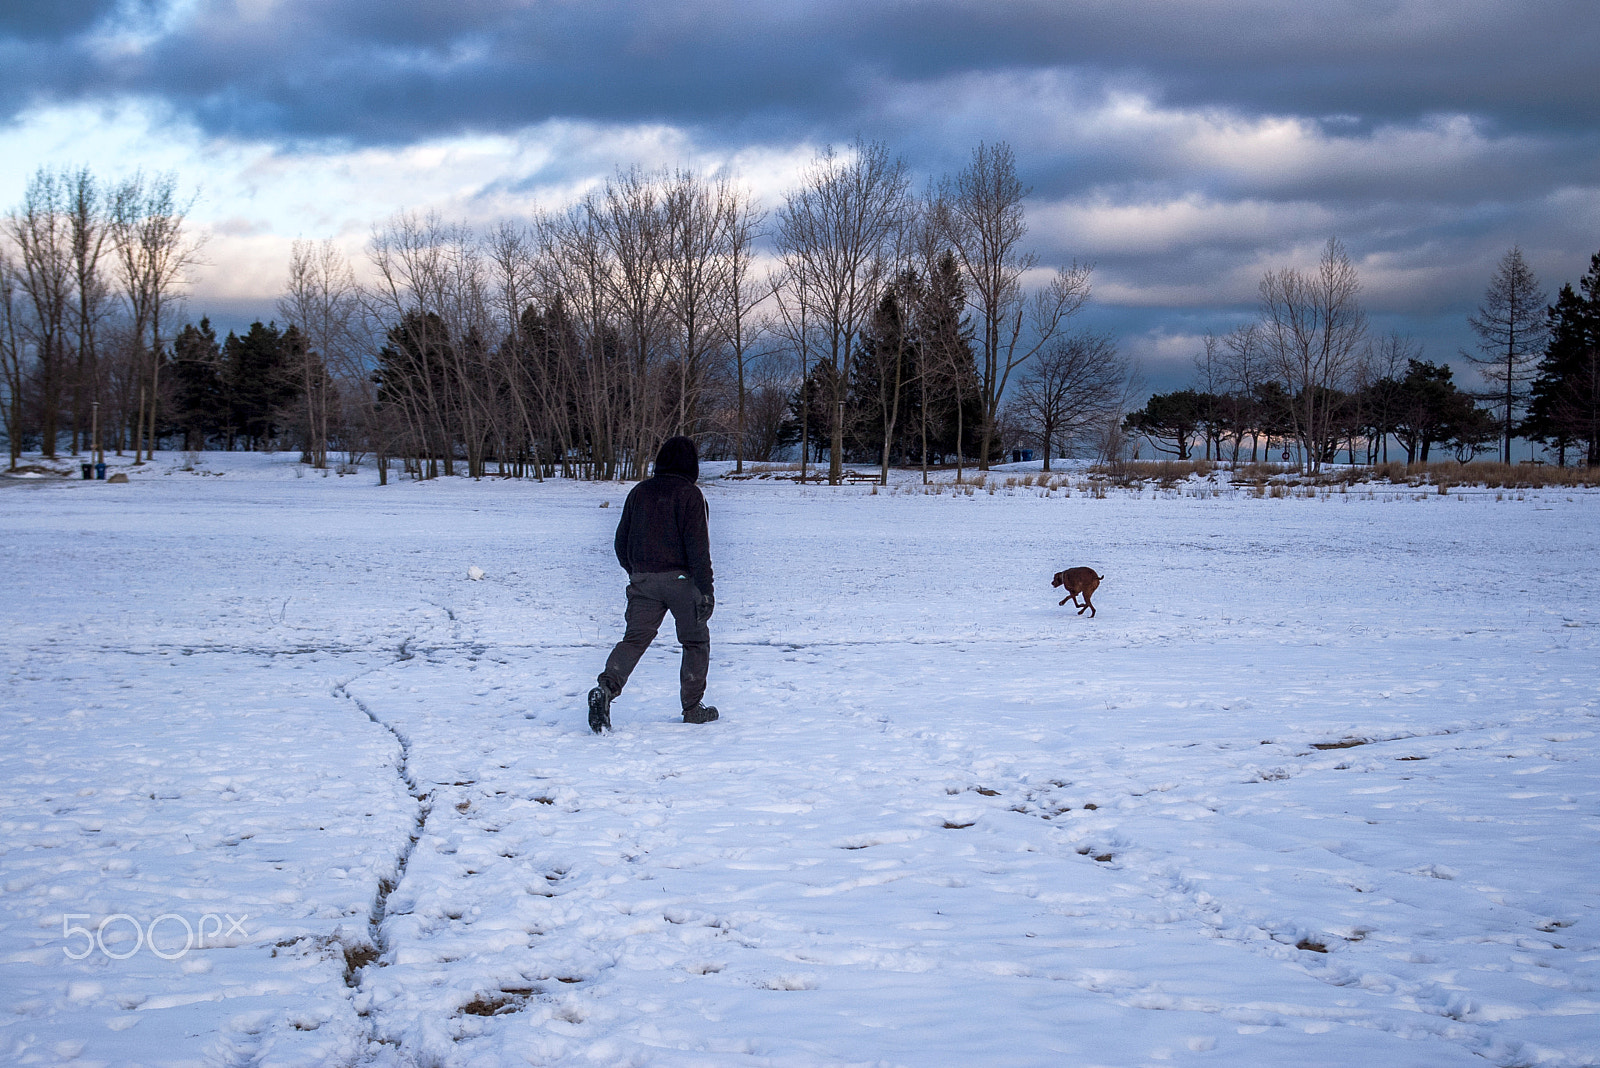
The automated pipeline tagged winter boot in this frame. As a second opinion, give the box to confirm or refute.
[587,686,613,733]
[682,703,719,724]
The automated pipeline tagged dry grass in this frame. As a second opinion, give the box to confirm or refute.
[1397,461,1599,488]
[1198,459,1599,491]
[1305,461,1600,489]
[731,456,1598,494]
[1089,459,1217,486]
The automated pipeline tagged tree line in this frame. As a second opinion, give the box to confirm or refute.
[0,169,200,470]
[2,142,1134,485]
[4,150,1594,481]
[1123,242,1600,470]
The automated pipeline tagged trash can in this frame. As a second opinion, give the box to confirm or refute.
[81,463,94,479]
[95,462,106,480]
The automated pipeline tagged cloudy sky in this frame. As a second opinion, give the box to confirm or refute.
[2,0,1596,391]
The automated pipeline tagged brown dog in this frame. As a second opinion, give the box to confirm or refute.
[1052,567,1103,616]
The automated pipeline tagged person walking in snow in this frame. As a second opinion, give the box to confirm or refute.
[587,435,718,732]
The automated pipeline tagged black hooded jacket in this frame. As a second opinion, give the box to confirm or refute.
[613,436,714,597]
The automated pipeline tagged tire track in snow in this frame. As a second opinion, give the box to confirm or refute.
[331,635,436,1064]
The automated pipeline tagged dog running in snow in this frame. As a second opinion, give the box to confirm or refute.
[1052,567,1103,617]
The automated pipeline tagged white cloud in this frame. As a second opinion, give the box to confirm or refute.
[879,69,1566,203]
[0,100,819,316]
[1035,193,1334,257]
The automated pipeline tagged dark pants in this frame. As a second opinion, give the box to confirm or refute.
[598,571,710,710]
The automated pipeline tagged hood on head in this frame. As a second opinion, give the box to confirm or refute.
[653,435,699,481]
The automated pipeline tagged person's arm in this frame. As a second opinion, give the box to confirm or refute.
[683,487,714,599]
[614,493,634,572]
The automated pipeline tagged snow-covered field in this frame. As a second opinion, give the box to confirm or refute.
[2,453,1597,1068]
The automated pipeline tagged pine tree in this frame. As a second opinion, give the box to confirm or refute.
[1392,359,1488,462]
[777,362,840,465]
[1124,390,1204,459]
[850,272,920,473]
[169,318,223,450]
[1524,251,1600,466]
[223,321,300,450]
[1466,248,1547,464]
[914,250,981,469]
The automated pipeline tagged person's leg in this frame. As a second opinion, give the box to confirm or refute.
[660,578,711,711]
[598,577,668,697]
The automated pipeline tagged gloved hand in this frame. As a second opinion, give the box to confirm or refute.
[695,591,715,623]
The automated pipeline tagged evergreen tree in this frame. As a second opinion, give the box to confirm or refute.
[777,361,841,464]
[1124,390,1204,459]
[511,297,586,471]
[223,321,300,450]
[1466,248,1547,463]
[1391,359,1487,462]
[914,250,982,466]
[1524,251,1600,466]
[849,273,919,469]
[1251,381,1296,459]
[375,311,453,477]
[169,318,224,450]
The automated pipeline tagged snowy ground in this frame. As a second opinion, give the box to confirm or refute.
[2,452,1597,1068]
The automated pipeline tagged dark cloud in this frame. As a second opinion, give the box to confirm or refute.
[0,0,118,39]
[3,0,1595,146]
[8,0,1593,409]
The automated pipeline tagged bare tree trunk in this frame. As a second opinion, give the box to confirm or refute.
[0,252,24,470]
[280,239,359,470]
[1257,238,1367,475]
[724,190,766,474]
[775,141,910,485]
[110,173,200,466]
[945,143,1093,471]
[8,169,76,459]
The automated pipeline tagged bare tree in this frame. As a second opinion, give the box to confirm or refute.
[1465,246,1547,464]
[486,220,545,480]
[770,262,816,479]
[0,249,24,469]
[7,169,74,458]
[775,140,910,483]
[1094,363,1146,466]
[279,239,360,469]
[367,212,503,478]
[1191,333,1226,461]
[368,214,449,477]
[540,200,622,479]
[858,266,920,484]
[1217,322,1268,460]
[740,348,792,463]
[1355,331,1419,463]
[65,169,112,459]
[1258,237,1367,474]
[661,171,735,437]
[109,173,202,462]
[1010,332,1127,470]
[722,185,767,474]
[945,142,1092,469]
[596,170,672,478]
